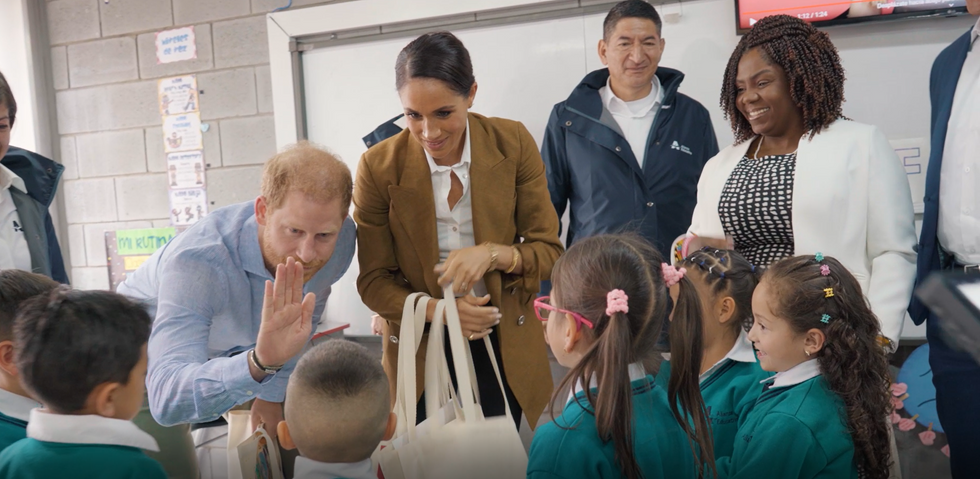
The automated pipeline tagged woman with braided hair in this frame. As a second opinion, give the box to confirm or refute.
[686,14,916,353]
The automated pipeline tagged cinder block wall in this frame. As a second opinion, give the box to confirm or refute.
[47,0,343,289]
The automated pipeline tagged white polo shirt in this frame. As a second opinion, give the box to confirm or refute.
[599,76,664,169]
[0,164,31,272]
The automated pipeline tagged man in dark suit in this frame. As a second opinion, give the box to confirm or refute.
[909,4,980,477]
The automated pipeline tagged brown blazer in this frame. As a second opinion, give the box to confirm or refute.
[353,113,562,428]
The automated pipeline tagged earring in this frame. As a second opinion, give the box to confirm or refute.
[805,349,811,357]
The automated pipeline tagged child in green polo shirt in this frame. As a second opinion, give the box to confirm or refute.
[658,249,771,459]
[0,271,58,451]
[718,254,894,479]
[0,288,166,479]
[528,235,715,479]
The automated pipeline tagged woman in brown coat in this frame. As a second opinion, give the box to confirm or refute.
[354,31,562,429]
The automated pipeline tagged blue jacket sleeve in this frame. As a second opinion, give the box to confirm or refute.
[43,211,69,284]
[541,104,570,236]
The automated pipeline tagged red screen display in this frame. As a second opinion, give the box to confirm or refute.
[736,0,967,30]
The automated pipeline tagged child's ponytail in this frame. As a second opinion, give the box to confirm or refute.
[596,305,641,479]
[665,267,716,478]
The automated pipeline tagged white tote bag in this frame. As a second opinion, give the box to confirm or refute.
[376,288,528,479]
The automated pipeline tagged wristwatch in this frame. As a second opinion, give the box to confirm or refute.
[248,349,283,375]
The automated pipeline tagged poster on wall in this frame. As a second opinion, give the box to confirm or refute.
[167,151,207,189]
[169,188,209,227]
[162,113,203,153]
[156,26,197,64]
[105,227,177,291]
[158,75,199,116]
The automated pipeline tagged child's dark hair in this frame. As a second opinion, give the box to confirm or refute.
[678,248,760,335]
[763,255,892,478]
[550,234,714,479]
[14,288,152,414]
[0,270,59,341]
[395,31,475,97]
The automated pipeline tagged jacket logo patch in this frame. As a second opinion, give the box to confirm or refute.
[12,221,23,233]
[671,141,692,155]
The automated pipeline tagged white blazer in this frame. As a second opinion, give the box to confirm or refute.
[688,120,917,348]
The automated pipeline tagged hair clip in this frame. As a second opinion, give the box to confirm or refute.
[750,264,756,273]
[661,263,687,288]
[820,265,831,276]
[815,252,825,262]
[824,287,834,298]
[719,272,726,279]
[606,289,630,316]
[821,314,831,324]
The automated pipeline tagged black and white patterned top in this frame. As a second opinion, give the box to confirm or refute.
[718,153,797,267]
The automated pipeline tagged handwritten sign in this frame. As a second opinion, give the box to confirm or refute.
[156,26,197,64]
[158,75,199,116]
[167,151,206,189]
[162,113,202,153]
[169,188,209,226]
[890,138,930,214]
[105,227,177,291]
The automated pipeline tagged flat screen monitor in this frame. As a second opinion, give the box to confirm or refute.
[735,0,969,33]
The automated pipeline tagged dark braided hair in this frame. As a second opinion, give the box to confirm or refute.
[679,248,761,335]
[763,255,892,478]
[721,15,846,143]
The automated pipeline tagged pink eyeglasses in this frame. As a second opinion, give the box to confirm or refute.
[533,296,594,330]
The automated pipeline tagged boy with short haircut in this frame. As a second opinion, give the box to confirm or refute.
[279,340,396,479]
[0,288,166,478]
[0,271,58,450]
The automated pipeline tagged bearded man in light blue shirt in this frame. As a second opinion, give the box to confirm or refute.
[118,142,356,437]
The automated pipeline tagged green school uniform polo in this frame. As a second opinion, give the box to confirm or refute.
[656,333,771,459]
[0,409,166,479]
[718,360,857,479]
[528,370,700,479]
[0,413,26,452]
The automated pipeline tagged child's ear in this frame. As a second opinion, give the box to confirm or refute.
[277,421,296,450]
[804,328,826,356]
[383,412,397,441]
[563,313,584,353]
[716,297,736,325]
[0,341,18,378]
[87,382,121,417]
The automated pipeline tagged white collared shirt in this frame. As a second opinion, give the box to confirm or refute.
[0,388,40,423]
[294,456,376,479]
[569,362,647,403]
[26,409,159,452]
[764,359,821,389]
[0,164,31,272]
[938,17,980,265]
[425,119,486,298]
[700,330,757,382]
[599,76,664,169]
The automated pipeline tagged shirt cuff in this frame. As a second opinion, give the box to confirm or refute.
[222,351,274,404]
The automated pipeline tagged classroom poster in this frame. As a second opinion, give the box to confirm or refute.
[162,113,203,153]
[169,188,209,227]
[167,151,206,189]
[158,75,199,116]
[105,227,177,291]
[156,26,197,64]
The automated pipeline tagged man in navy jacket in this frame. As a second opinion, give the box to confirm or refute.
[908,5,980,477]
[542,0,718,263]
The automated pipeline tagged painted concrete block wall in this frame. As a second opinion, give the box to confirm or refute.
[47,0,346,290]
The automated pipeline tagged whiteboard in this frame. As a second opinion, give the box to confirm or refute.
[301,0,973,336]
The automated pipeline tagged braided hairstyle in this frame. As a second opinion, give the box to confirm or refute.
[763,255,892,478]
[679,248,760,336]
[721,15,846,143]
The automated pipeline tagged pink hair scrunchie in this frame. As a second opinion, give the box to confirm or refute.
[606,289,629,316]
[661,263,687,288]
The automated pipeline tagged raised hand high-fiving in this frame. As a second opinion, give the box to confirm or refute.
[254,257,316,370]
